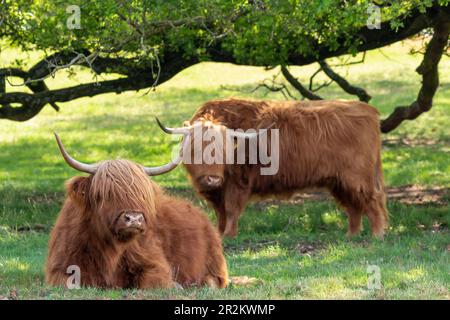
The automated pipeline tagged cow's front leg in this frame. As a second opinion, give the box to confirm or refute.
[120,247,175,289]
[211,201,227,235]
[202,190,227,235]
[138,265,175,289]
[223,216,239,238]
[223,185,250,238]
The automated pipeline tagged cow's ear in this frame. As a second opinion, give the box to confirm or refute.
[65,176,91,204]
[183,120,191,126]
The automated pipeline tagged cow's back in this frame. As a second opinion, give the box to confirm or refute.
[255,99,382,195]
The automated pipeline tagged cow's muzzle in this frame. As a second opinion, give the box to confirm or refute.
[198,175,224,190]
[115,211,146,240]
[123,211,145,228]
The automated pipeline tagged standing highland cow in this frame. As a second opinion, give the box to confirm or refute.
[46,133,228,289]
[155,98,388,238]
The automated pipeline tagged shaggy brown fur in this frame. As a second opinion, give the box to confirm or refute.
[46,159,228,289]
[182,98,388,238]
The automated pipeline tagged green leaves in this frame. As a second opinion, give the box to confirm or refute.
[1,0,448,66]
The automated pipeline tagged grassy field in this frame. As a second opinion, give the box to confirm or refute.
[0,41,449,299]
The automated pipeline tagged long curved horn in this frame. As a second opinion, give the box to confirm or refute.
[155,117,191,135]
[143,134,191,176]
[54,132,98,174]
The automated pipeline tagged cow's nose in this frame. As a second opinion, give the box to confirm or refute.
[123,212,144,227]
[199,175,223,189]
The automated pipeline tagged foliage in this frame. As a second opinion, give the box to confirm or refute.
[1,0,448,66]
[1,1,448,122]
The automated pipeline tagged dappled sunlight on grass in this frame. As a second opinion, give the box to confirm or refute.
[316,245,349,265]
[0,227,21,244]
[301,277,349,299]
[391,224,408,234]
[239,245,286,260]
[393,267,426,282]
[321,210,345,229]
[0,227,448,298]
[0,257,30,272]
[382,146,450,187]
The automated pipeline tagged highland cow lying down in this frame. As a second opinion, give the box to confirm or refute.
[45,134,228,289]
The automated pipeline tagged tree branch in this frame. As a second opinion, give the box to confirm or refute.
[0,76,147,121]
[0,68,60,110]
[209,5,450,66]
[0,53,196,121]
[1,4,448,121]
[380,13,450,133]
[280,66,323,100]
[222,71,297,100]
[318,60,372,102]
[0,50,153,119]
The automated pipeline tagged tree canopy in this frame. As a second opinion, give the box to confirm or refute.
[0,0,449,128]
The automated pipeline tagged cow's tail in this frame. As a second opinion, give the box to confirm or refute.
[375,153,389,224]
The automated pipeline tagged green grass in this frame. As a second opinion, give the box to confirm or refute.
[0,41,449,299]
[0,202,449,299]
